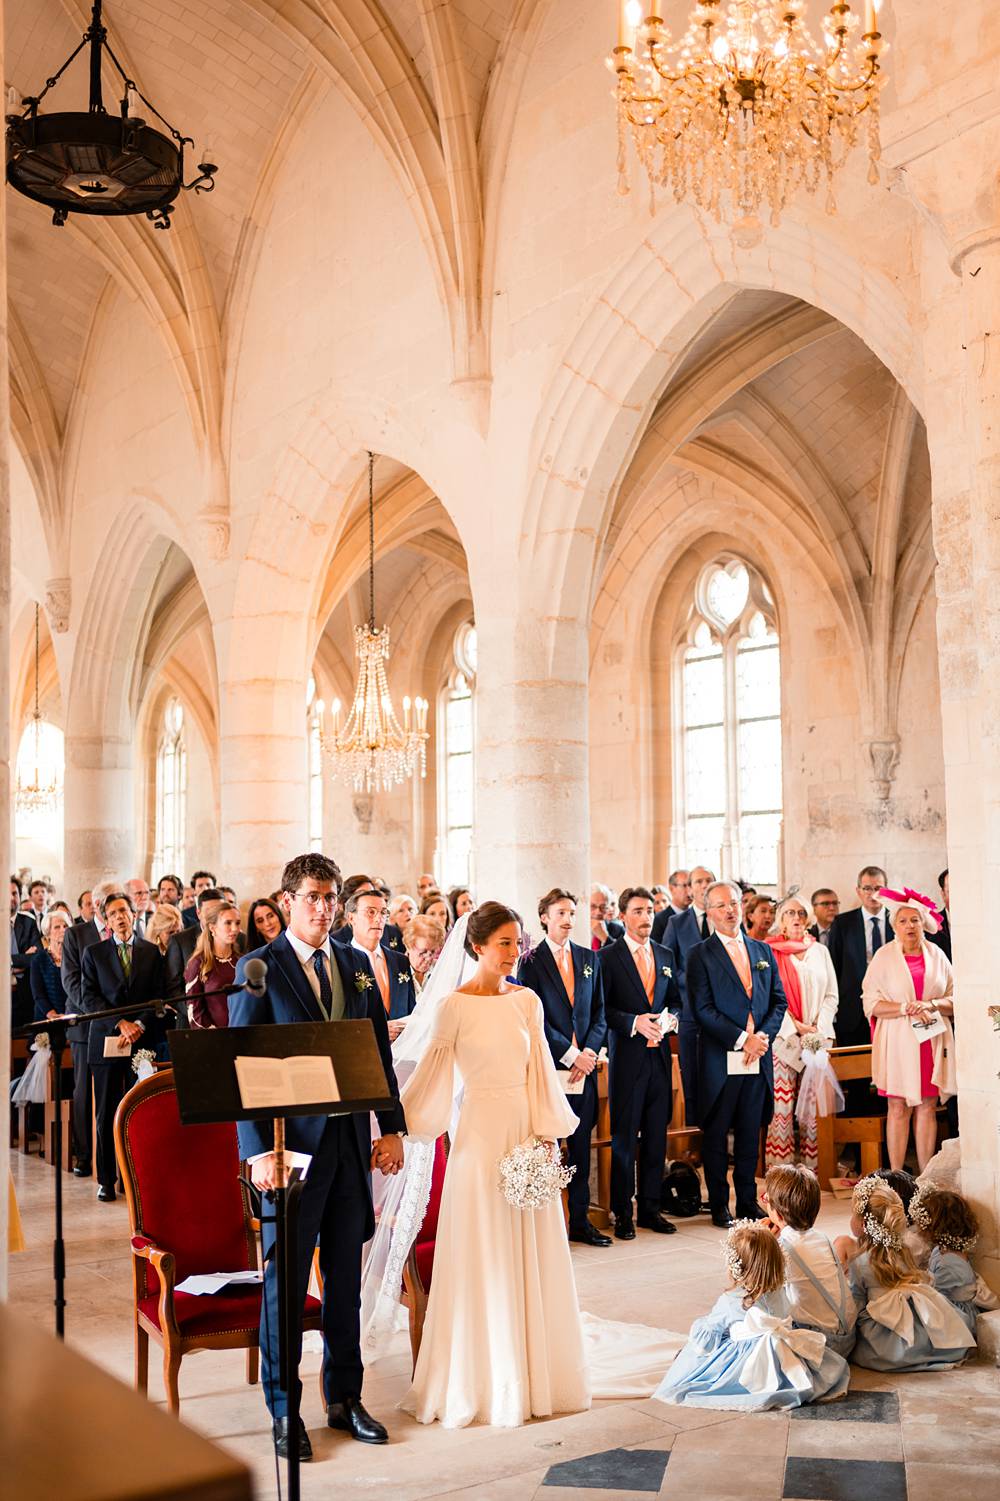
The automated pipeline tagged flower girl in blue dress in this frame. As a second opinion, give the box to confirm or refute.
[908,1183,993,1337]
[847,1177,976,1371]
[653,1222,850,1411]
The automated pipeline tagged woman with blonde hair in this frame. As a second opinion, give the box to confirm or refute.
[145,902,183,955]
[31,908,71,1020]
[764,896,839,1172]
[846,1177,974,1370]
[184,900,242,1028]
[862,886,955,1171]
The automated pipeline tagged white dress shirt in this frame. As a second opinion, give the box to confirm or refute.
[864,908,888,960]
[546,937,581,1067]
[716,930,760,1051]
[622,933,678,1038]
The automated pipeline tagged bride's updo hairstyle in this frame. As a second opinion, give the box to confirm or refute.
[464,901,521,959]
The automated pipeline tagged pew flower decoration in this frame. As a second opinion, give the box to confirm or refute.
[354,972,373,994]
[801,1033,827,1055]
[498,1137,575,1211]
[33,1032,51,1053]
[131,1048,157,1081]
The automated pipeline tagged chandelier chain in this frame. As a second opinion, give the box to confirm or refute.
[367,450,376,632]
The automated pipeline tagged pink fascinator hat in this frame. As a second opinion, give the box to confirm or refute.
[878,886,942,935]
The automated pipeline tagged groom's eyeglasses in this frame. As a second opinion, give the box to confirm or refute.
[292,890,338,909]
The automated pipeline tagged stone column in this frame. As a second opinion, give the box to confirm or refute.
[62,731,136,895]
[0,0,12,1292]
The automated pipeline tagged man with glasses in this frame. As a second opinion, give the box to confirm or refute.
[232,853,406,1463]
[827,866,889,1047]
[687,881,787,1228]
[808,889,840,947]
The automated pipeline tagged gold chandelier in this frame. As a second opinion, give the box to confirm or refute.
[610,1,886,230]
[317,452,429,793]
[15,603,59,815]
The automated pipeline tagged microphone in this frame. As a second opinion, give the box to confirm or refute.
[242,956,268,998]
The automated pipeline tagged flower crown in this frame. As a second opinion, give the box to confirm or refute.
[908,1180,978,1254]
[853,1175,903,1250]
[721,1219,758,1283]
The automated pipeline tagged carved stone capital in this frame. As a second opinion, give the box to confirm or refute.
[44,577,71,633]
[868,738,900,802]
[197,512,230,562]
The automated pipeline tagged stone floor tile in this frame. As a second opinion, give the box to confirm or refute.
[660,1450,786,1498]
[782,1456,907,1501]
[904,1462,1000,1501]
[786,1419,902,1461]
[541,1446,670,1491]
[790,1389,899,1424]
[670,1412,790,1456]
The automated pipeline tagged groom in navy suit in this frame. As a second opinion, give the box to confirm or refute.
[231,853,406,1462]
[517,888,611,1247]
[602,887,682,1240]
[687,881,787,1227]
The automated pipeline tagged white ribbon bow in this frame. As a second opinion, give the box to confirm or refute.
[866,1287,976,1351]
[731,1308,827,1395]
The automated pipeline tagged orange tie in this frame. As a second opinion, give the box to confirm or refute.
[635,944,655,1002]
[557,945,577,1048]
[728,938,752,997]
[373,949,390,1014]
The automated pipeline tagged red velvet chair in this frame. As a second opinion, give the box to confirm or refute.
[401,1134,449,1367]
[113,1068,321,1413]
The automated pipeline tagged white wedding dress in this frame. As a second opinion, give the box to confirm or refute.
[398,984,685,1428]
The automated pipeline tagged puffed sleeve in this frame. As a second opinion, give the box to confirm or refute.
[525,993,581,1140]
[689,1292,739,1349]
[399,994,461,1143]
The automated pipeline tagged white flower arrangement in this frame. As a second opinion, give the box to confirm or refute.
[583,964,593,979]
[908,1180,978,1254]
[721,1219,758,1283]
[33,1032,51,1053]
[801,1032,827,1055]
[498,1137,575,1211]
[354,972,373,993]
[753,959,770,971]
[131,1048,157,1081]
[661,965,672,979]
[854,1174,903,1249]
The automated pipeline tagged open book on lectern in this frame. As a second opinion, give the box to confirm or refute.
[234,1053,340,1110]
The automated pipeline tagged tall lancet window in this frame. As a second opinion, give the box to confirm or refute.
[438,622,477,889]
[676,558,782,885]
[307,675,324,851]
[154,697,187,880]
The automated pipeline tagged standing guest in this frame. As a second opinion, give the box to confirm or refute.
[31,909,71,1020]
[60,879,117,1177]
[10,877,40,1016]
[827,865,890,1046]
[929,869,951,962]
[348,889,416,1041]
[76,890,95,925]
[232,853,405,1460]
[156,874,183,907]
[420,892,452,934]
[183,870,218,927]
[687,881,787,1227]
[517,888,611,1247]
[740,886,758,927]
[447,886,474,922]
[81,891,166,1201]
[662,865,716,1126]
[219,885,238,907]
[165,886,223,1001]
[145,903,183,955]
[332,876,380,943]
[764,897,839,1172]
[247,897,286,946]
[180,885,196,912]
[808,889,840,946]
[651,870,692,943]
[389,893,418,932]
[403,916,446,995]
[601,886,681,1240]
[125,878,154,937]
[589,884,624,950]
[745,896,776,941]
[651,886,670,914]
[416,872,437,902]
[25,878,49,929]
[862,886,955,1172]
[186,900,242,1028]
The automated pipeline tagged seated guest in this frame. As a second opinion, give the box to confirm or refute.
[389,893,418,932]
[80,890,166,1201]
[808,888,840,947]
[908,1183,983,1336]
[764,896,839,1173]
[419,891,452,934]
[403,916,446,995]
[446,886,474,923]
[832,1167,920,1271]
[183,870,219,927]
[744,896,775,941]
[247,896,286,946]
[517,888,611,1248]
[763,1165,856,1357]
[145,903,183,955]
[31,909,71,1020]
[651,870,692,943]
[653,1222,849,1410]
[347,888,416,1041]
[862,886,954,1171]
[846,1177,974,1370]
[589,884,624,950]
[156,874,183,907]
[186,900,242,1028]
[602,886,681,1240]
[76,889,95,925]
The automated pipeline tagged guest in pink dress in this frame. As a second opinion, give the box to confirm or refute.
[862,887,955,1172]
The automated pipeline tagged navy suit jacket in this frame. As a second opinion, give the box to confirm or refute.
[827,907,889,1045]
[332,922,405,954]
[60,917,104,1043]
[929,909,952,963]
[663,907,710,1017]
[651,905,687,945]
[516,940,607,1069]
[346,941,417,1021]
[601,937,682,1098]
[686,933,787,1117]
[230,932,405,1232]
[81,936,167,1066]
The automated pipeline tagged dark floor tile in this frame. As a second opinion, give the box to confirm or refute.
[791,1390,899,1424]
[783,1456,907,1501]
[543,1446,670,1492]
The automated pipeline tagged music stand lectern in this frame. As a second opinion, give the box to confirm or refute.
[168,1020,395,1501]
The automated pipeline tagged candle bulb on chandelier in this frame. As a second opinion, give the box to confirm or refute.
[403,695,411,732]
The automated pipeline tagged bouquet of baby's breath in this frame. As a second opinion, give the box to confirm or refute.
[498,1138,574,1211]
[801,1032,827,1055]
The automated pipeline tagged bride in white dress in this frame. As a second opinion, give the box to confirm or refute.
[361,903,684,1429]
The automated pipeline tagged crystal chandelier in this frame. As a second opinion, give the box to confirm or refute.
[316,453,429,793]
[15,604,60,815]
[609,1,886,230]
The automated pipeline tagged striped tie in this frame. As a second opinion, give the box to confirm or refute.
[118,942,132,981]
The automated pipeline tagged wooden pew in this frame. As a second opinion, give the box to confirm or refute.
[815,1044,885,1188]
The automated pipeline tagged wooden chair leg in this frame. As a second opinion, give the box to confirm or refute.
[245,1343,259,1387]
[162,1346,182,1415]
[135,1323,149,1392]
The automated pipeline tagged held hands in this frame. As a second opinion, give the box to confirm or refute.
[634,1013,664,1043]
[118,1020,143,1046]
[250,1153,279,1192]
[573,1048,598,1078]
[371,1133,404,1176]
[743,1027,769,1063]
[387,1018,407,1042]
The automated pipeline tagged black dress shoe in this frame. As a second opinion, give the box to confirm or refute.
[327,1396,387,1444]
[614,1217,636,1241]
[736,1202,768,1221]
[569,1222,613,1247]
[97,1184,116,1203]
[710,1207,734,1228]
[637,1212,678,1235]
[272,1417,312,1461]
[73,1161,92,1178]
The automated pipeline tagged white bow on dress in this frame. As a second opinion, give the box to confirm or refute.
[865,1287,976,1351]
[730,1308,827,1395]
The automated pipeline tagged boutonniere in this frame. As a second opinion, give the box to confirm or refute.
[754,959,769,971]
[354,972,373,993]
[389,936,399,948]
[398,970,412,984]
[583,964,593,979]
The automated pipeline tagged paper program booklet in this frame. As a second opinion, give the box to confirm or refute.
[234,1054,340,1109]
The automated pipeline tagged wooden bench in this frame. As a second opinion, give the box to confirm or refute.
[815,1044,885,1188]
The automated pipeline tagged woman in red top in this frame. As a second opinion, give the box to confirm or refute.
[185,900,242,1028]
